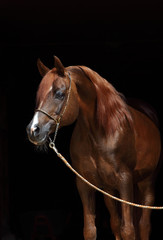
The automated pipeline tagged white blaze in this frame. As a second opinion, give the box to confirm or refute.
[30,112,39,134]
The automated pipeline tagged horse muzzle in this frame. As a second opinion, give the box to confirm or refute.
[26,121,49,145]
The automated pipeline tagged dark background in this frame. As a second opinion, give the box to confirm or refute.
[1,0,163,239]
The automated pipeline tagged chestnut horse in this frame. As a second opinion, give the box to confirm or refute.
[26,56,161,240]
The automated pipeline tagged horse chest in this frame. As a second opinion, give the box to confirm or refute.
[95,157,119,189]
[72,154,119,190]
[71,133,121,189]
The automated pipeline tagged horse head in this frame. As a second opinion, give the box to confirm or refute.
[26,56,79,146]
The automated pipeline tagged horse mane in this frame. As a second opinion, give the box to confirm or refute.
[78,66,133,135]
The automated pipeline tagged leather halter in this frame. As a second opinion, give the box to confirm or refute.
[35,72,72,125]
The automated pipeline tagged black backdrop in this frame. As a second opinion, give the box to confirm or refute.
[1,0,163,239]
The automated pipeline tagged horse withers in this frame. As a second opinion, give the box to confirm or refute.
[26,56,161,240]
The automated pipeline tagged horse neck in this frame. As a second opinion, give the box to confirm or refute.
[67,66,133,138]
[68,67,97,127]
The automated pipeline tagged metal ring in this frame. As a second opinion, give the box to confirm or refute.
[49,142,55,149]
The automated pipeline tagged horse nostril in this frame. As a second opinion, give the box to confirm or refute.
[34,125,40,134]
[31,124,40,136]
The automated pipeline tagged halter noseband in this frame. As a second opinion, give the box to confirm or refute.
[35,72,72,144]
[36,108,60,124]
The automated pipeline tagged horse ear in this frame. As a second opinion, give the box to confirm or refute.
[54,56,65,76]
[37,58,50,77]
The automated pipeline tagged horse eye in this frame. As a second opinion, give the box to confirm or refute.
[55,90,65,100]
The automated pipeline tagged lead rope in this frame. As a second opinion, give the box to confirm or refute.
[49,140,163,210]
[48,73,163,210]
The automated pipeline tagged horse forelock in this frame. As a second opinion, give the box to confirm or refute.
[78,66,133,135]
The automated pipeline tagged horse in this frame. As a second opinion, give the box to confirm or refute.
[26,56,161,240]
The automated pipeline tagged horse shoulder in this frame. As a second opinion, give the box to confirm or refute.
[70,121,99,176]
